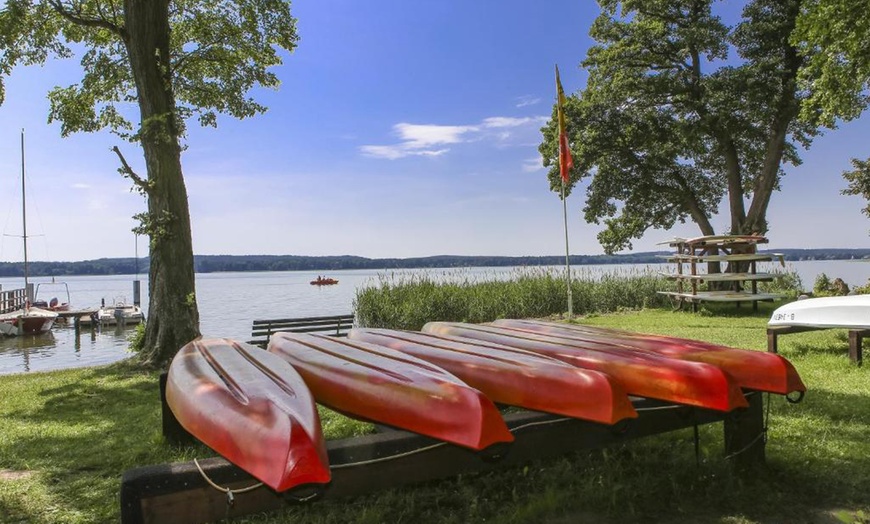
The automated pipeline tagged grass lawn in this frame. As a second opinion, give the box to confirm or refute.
[1,304,869,523]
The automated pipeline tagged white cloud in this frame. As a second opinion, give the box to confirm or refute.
[360,145,448,160]
[394,123,478,147]
[72,183,90,189]
[522,157,545,173]
[361,116,548,160]
[515,95,542,108]
[482,116,547,128]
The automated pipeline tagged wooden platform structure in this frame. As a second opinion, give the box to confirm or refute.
[118,373,769,524]
[768,325,868,365]
[658,235,784,312]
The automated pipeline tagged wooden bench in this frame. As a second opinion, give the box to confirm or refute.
[249,313,355,348]
[767,325,869,365]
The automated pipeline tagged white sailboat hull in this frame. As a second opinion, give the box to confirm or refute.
[769,295,870,330]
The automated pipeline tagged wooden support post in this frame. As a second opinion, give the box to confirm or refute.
[767,329,778,354]
[848,330,866,366]
[724,391,765,471]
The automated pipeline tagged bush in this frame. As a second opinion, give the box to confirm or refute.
[757,267,804,298]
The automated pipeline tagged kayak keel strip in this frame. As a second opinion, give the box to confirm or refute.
[166,338,331,492]
[268,332,515,452]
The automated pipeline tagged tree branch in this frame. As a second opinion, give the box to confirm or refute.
[48,0,124,36]
[111,146,150,192]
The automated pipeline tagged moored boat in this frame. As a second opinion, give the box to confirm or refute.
[0,305,58,336]
[347,328,637,425]
[491,319,806,396]
[267,332,514,452]
[166,338,331,492]
[80,298,145,326]
[422,322,748,412]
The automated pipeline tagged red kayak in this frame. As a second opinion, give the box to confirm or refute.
[491,319,806,396]
[422,322,748,412]
[165,338,330,492]
[347,328,637,425]
[267,332,514,451]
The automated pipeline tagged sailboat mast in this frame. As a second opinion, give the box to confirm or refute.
[20,129,29,289]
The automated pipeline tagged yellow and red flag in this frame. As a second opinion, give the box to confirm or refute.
[555,65,573,184]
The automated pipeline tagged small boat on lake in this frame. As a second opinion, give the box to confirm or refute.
[0,130,59,337]
[310,276,338,286]
[0,305,58,336]
[80,297,145,326]
[32,280,72,313]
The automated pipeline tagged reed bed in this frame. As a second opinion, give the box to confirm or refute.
[354,266,674,330]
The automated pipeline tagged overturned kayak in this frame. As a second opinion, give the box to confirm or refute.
[769,295,870,330]
[166,338,331,492]
[347,328,637,425]
[267,332,514,451]
[422,322,748,412]
[491,319,806,396]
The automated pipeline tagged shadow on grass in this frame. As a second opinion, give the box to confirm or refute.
[239,391,870,524]
[0,362,209,522]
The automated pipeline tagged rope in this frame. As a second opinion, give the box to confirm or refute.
[193,458,264,506]
[330,442,447,469]
[722,430,765,461]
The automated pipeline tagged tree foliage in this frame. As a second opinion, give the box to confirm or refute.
[540,0,823,254]
[0,0,299,366]
[794,0,870,228]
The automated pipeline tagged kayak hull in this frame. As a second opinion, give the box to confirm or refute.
[769,295,870,330]
[347,328,637,425]
[491,319,806,396]
[267,332,514,451]
[422,322,748,412]
[166,338,331,492]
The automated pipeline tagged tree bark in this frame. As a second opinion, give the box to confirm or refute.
[123,0,200,367]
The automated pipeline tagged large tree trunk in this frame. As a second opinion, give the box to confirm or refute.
[124,0,201,367]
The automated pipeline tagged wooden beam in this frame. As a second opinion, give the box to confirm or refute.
[121,392,766,524]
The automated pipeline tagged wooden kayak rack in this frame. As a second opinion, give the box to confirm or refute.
[768,325,868,365]
[119,373,768,524]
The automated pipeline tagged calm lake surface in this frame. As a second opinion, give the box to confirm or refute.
[1,259,867,375]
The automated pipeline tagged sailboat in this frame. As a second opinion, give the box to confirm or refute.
[0,130,58,336]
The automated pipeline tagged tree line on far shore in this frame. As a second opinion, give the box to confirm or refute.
[0,249,867,278]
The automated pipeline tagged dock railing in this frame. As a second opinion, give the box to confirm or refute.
[0,287,28,315]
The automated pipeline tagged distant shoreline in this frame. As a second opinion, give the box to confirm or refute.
[1,248,868,278]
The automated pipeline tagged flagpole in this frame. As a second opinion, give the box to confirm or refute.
[561,176,573,317]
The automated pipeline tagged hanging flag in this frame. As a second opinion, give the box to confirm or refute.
[555,65,573,184]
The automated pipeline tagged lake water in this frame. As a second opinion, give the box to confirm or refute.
[1,259,868,375]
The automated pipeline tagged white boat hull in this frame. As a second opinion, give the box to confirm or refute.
[0,307,58,336]
[768,295,870,330]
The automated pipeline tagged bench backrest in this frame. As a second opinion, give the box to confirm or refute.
[249,313,355,348]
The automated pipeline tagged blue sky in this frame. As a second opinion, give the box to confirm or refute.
[0,0,868,263]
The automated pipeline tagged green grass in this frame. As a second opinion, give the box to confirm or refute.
[2,304,870,523]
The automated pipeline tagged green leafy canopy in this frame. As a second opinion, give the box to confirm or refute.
[540,0,831,254]
[0,0,299,139]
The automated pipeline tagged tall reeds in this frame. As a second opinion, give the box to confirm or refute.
[354,266,673,330]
